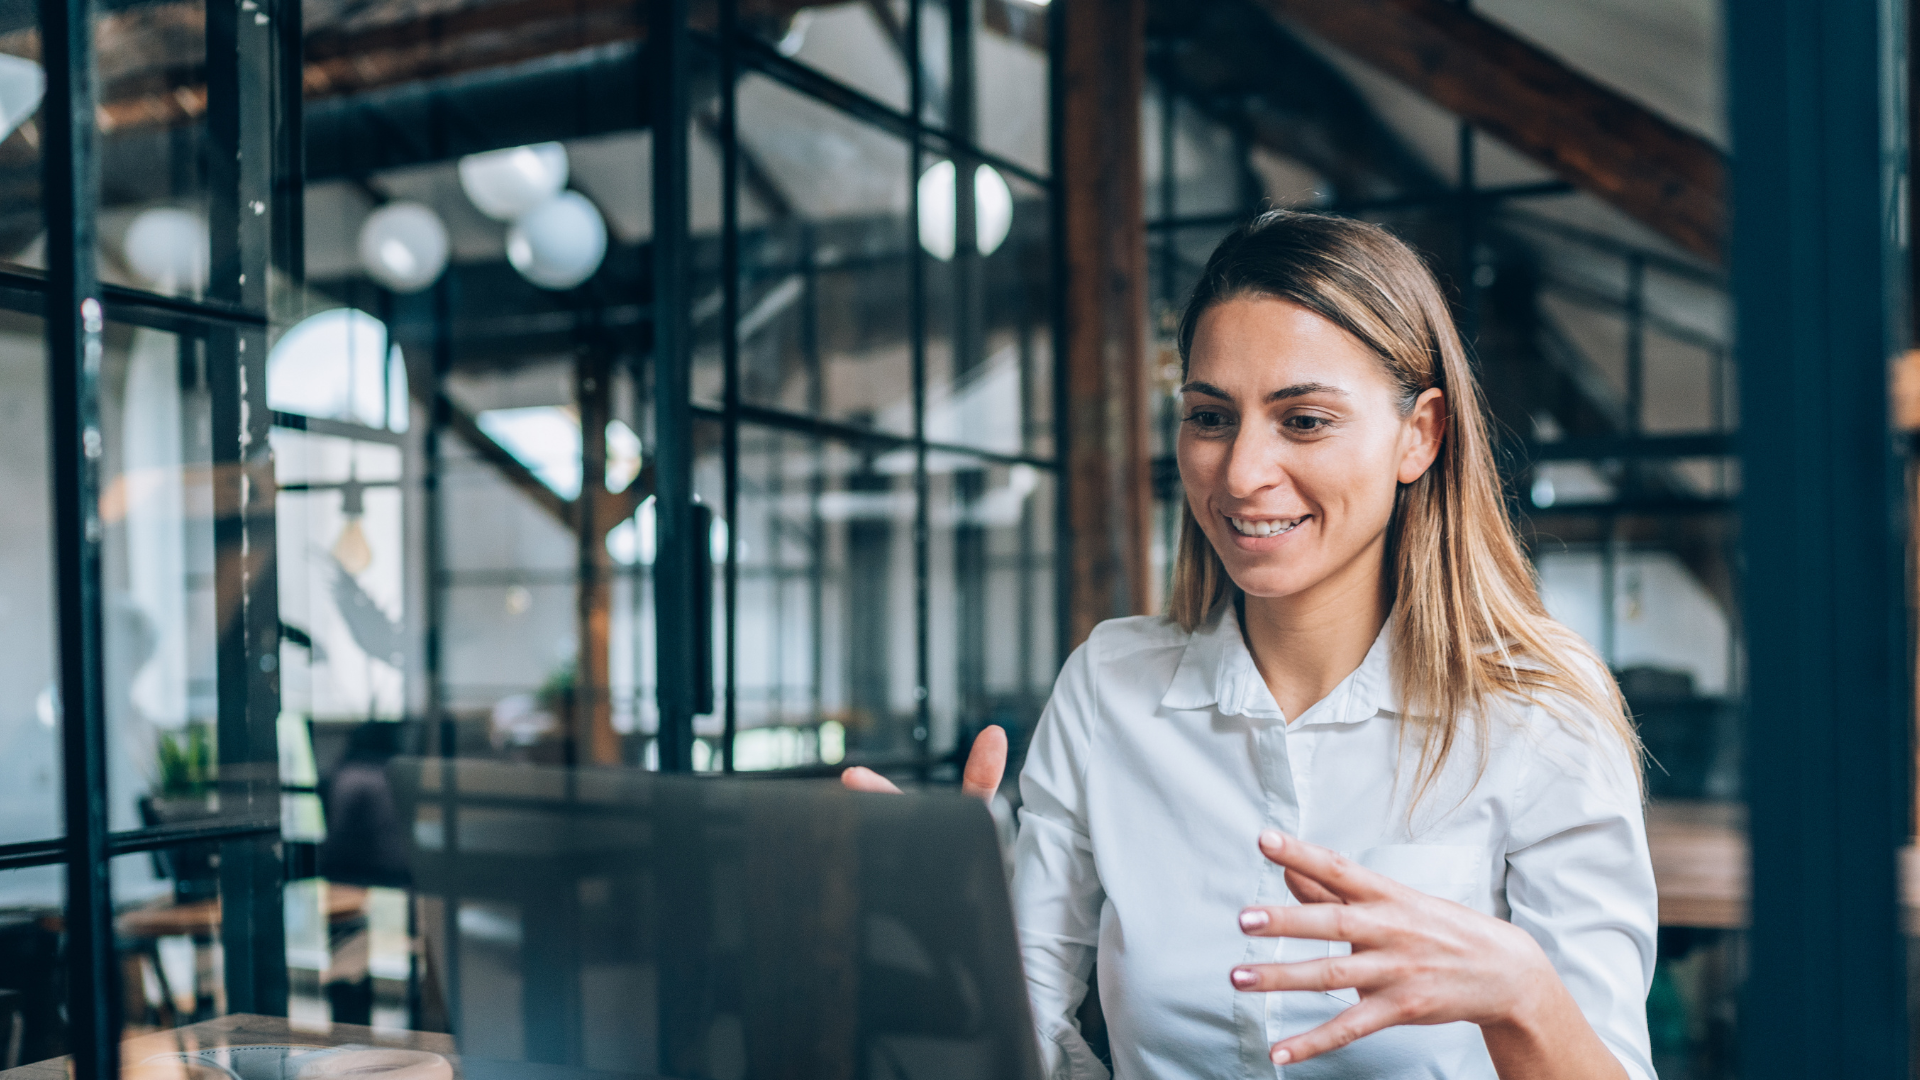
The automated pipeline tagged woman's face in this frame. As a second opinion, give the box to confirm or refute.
[1177,295,1445,605]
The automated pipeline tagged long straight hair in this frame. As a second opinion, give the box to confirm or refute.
[1169,211,1639,800]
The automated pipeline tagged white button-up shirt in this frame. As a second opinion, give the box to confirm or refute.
[1010,607,1656,1080]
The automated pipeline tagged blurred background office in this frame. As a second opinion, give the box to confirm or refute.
[0,0,1907,1079]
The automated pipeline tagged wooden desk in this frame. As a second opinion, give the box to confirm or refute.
[1647,800,1920,929]
[0,1015,453,1080]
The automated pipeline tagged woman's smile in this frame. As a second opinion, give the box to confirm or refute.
[1223,512,1310,546]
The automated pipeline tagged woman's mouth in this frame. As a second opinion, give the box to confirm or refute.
[1226,514,1308,538]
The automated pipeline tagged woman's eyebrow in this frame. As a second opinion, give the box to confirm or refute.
[1266,382,1347,402]
[1177,380,1349,401]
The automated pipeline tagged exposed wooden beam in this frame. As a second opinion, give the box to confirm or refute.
[1060,0,1152,643]
[438,391,652,535]
[57,0,1048,143]
[1257,0,1726,264]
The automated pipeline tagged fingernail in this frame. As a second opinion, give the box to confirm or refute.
[1259,829,1285,851]
[1270,1047,1291,1065]
[1239,908,1269,931]
[1231,967,1257,988]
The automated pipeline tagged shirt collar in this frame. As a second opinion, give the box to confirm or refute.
[1160,601,1397,727]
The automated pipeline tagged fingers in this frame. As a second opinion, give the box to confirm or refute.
[1257,830,1395,903]
[1285,867,1343,905]
[1235,903,1369,943]
[1229,955,1384,994]
[961,725,1008,801]
[1268,999,1403,1065]
[840,766,903,794]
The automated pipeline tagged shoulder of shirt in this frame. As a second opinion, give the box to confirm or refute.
[1077,614,1191,666]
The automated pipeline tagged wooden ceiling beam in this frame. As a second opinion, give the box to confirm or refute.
[1256,0,1726,264]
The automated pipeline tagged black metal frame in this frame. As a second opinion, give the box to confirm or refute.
[2,0,298,1069]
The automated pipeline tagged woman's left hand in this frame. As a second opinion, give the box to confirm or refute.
[1230,830,1625,1078]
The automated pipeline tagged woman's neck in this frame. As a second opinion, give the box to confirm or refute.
[1239,543,1389,722]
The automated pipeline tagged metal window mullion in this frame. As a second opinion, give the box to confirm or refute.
[205,0,286,1015]
[43,0,111,1062]
[719,0,740,772]
[651,0,696,774]
[1046,0,1068,672]
[909,0,930,781]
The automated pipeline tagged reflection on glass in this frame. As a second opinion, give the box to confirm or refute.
[274,430,407,724]
[926,461,1053,760]
[729,74,913,433]
[0,5,44,274]
[98,323,249,835]
[0,310,54,846]
[925,173,1051,458]
[743,0,910,114]
[973,0,1048,177]
[96,1,215,300]
[731,428,919,768]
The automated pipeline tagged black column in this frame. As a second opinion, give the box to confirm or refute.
[1731,0,1911,1074]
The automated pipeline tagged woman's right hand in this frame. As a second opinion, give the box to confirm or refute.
[840,725,1008,801]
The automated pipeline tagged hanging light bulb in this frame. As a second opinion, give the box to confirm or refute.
[124,208,209,295]
[459,142,569,221]
[357,202,449,293]
[332,477,373,576]
[507,192,607,290]
[916,161,1015,261]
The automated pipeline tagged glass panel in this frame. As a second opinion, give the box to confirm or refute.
[730,425,919,770]
[925,169,1049,458]
[273,429,408,726]
[0,309,56,846]
[974,0,1047,177]
[743,0,910,115]
[95,0,271,307]
[98,321,260,833]
[731,74,913,436]
[438,366,582,759]
[926,459,1052,766]
[0,864,64,1069]
[0,3,43,274]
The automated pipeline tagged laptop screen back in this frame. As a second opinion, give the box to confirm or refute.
[388,759,1044,1080]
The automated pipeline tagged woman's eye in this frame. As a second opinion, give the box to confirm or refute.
[1183,409,1232,431]
[1284,414,1331,433]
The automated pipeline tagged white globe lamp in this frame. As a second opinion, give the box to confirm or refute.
[358,202,449,293]
[917,161,1015,261]
[507,192,608,290]
[123,208,209,295]
[459,142,569,222]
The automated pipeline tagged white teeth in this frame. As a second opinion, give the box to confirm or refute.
[1228,516,1305,538]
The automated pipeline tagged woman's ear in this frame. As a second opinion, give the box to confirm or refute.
[1397,388,1446,485]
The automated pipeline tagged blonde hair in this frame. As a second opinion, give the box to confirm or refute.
[1169,211,1639,800]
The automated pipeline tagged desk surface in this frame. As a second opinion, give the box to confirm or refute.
[1647,800,1920,930]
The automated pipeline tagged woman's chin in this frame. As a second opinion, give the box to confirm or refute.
[1222,566,1325,604]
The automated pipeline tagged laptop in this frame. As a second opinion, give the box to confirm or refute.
[386,758,1046,1080]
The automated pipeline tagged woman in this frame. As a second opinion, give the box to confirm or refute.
[846,212,1654,1080]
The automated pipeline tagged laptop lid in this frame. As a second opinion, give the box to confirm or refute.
[387,758,1045,1080]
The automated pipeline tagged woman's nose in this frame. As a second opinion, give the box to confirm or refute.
[1222,428,1282,500]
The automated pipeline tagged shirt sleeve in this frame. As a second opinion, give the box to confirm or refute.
[1503,715,1658,1080]
[1012,641,1111,1080]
